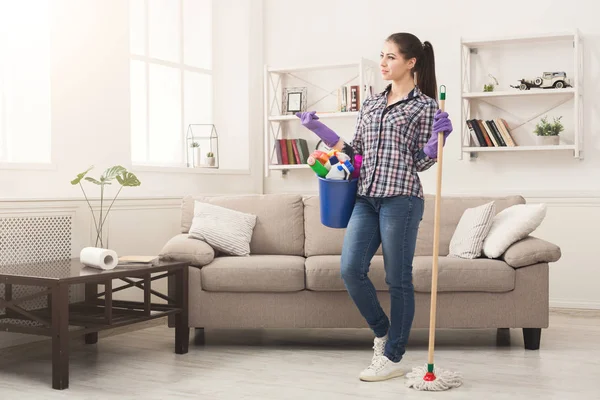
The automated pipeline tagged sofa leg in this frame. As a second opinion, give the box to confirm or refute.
[194,328,205,345]
[496,328,510,347]
[523,328,541,350]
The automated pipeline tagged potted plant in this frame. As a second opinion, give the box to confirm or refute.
[483,74,499,92]
[71,165,141,248]
[206,151,215,166]
[534,115,563,145]
[191,141,201,167]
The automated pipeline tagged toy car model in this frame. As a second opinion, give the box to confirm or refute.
[511,71,572,90]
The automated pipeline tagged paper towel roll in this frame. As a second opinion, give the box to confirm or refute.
[80,247,119,270]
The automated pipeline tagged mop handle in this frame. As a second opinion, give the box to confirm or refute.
[428,85,446,367]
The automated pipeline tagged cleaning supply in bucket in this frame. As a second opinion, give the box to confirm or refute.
[351,154,362,179]
[325,159,354,180]
[307,155,329,177]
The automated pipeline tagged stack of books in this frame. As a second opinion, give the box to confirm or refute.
[466,118,517,147]
[275,138,310,165]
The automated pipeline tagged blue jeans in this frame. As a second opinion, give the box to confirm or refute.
[340,194,424,363]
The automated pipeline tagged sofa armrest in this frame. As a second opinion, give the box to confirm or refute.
[501,236,561,268]
[159,233,215,267]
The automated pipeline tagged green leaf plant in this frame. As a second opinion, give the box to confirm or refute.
[71,165,141,248]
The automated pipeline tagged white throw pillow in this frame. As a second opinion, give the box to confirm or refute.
[482,203,547,258]
[189,201,257,256]
[448,201,496,259]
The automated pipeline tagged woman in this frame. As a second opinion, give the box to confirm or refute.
[297,32,453,382]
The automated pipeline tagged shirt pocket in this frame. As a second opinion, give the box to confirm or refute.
[385,110,411,149]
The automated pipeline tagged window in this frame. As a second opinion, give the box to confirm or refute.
[0,1,51,164]
[129,0,213,167]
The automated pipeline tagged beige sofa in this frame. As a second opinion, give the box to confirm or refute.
[160,193,561,350]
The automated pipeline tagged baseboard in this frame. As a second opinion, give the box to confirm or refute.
[550,300,600,310]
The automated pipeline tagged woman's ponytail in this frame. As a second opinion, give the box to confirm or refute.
[415,41,437,101]
[386,33,438,102]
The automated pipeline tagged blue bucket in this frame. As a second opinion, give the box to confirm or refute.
[318,177,358,229]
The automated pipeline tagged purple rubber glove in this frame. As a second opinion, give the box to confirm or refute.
[423,110,453,159]
[296,111,340,148]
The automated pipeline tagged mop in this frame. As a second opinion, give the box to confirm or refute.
[405,85,462,391]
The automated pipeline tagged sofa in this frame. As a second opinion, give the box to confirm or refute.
[160,193,562,350]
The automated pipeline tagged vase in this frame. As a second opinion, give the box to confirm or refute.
[535,136,559,146]
[194,148,202,167]
[207,156,215,167]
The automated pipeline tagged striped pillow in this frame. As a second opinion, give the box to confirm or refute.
[189,201,257,256]
[448,201,496,259]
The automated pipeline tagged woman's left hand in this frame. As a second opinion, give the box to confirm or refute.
[423,110,453,159]
[433,110,453,139]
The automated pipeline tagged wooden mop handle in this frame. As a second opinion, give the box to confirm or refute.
[428,85,446,367]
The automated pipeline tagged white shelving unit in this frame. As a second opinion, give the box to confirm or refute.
[460,30,583,160]
[263,59,385,176]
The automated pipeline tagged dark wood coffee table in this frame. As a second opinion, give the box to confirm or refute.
[0,258,189,390]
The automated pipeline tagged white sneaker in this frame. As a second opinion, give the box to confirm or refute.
[359,355,405,382]
[372,334,387,362]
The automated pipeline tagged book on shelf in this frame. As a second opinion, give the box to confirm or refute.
[275,138,310,165]
[337,84,373,112]
[466,118,517,147]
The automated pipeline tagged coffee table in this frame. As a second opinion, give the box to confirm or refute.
[0,258,189,390]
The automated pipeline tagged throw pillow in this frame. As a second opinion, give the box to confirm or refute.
[448,201,496,259]
[482,203,547,259]
[189,201,257,256]
[159,233,215,266]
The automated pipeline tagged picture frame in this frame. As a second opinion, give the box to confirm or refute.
[282,87,307,115]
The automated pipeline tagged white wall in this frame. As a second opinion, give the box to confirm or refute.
[262,0,600,308]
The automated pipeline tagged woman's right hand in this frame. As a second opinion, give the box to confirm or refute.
[295,111,340,148]
[296,111,319,129]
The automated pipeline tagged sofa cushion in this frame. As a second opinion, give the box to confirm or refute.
[412,256,515,292]
[448,201,496,259]
[159,233,215,267]
[189,201,257,256]
[181,194,305,256]
[303,195,383,257]
[417,195,526,257]
[305,255,387,291]
[200,255,305,292]
[482,203,547,259]
[304,255,514,293]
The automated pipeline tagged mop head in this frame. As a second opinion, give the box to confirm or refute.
[405,364,462,391]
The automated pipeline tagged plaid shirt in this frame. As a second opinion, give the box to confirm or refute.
[349,85,437,199]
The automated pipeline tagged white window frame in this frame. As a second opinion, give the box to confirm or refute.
[130,0,213,169]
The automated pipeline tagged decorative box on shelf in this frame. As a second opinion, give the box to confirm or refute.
[186,124,219,169]
[460,30,583,160]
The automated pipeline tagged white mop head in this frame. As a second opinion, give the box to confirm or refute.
[405,364,462,391]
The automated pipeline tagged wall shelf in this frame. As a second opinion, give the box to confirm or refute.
[462,145,576,152]
[263,59,385,177]
[460,29,583,160]
[462,88,575,99]
[268,111,358,122]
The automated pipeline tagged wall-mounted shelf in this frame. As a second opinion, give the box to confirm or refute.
[460,30,583,160]
[462,88,575,99]
[268,111,359,122]
[263,59,386,176]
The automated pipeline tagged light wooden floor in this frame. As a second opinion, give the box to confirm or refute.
[1,309,599,399]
